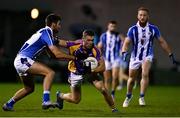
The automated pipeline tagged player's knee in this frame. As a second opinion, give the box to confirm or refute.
[25,86,34,93]
[142,73,149,79]
[48,70,55,78]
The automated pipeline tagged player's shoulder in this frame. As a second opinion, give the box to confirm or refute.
[128,24,137,31]
[148,23,159,29]
[38,26,52,35]
[100,32,106,37]
[69,42,81,49]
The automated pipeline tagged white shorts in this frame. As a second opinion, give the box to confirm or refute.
[68,72,83,87]
[129,56,153,70]
[105,59,120,70]
[14,54,34,76]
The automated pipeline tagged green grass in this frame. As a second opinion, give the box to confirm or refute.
[0,83,180,117]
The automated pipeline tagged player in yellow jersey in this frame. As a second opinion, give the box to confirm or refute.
[55,29,118,112]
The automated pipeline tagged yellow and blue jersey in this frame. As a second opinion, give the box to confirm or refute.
[67,40,101,74]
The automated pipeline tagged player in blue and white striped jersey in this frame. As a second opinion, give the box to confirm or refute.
[122,7,177,107]
[98,21,124,100]
[3,14,76,111]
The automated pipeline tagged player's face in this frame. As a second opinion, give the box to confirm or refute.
[137,10,149,24]
[108,23,117,32]
[53,21,61,33]
[83,35,94,49]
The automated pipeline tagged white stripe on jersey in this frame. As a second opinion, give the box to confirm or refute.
[20,32,42,52]
[45,29,53,45]
[100,31,121,62]
[127,22,161,61]
[136,23,151,60]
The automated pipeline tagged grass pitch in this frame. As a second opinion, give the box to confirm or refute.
[0,83,180,117]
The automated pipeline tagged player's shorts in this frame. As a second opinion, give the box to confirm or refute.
[68,72,103,87]
[68,72,83,87]
[14,54,34,76]
[129,56,153,70]
[105,59,120,70]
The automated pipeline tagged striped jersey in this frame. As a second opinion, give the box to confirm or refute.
[99,31,122,62]
[127,22,161,60]
[18,26,56,59]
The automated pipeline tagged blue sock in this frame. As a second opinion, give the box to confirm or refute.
[111,90,115,96]
[126,93,132,99]
[140,93,145,98]
[7,98,15,107]
[43,91,50,102]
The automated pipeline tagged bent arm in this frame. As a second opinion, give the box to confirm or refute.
[48,45,75,60]
[158,36,172,55]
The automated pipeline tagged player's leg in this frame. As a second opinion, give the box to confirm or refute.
[123,60,140,107]
[139,60,151,106]
[103,70,112,91]
[103,60,112,91]
[59,86,81,104]
[92,78,118,112]
[2,76,34,111]
[26,61,55,109]
[56,73,82,109]
[56,84,81,110]
[111,67,119,100]
[117,67,128,90]
[127,69,139,95]
[122,69,139,107]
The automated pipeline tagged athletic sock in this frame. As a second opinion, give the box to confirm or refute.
[140,93,145,98]
[126,93,132,99]
[7,98,15,107]
[111,90,115,96]
[43,91,50,102]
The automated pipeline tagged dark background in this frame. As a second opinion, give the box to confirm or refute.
[0,0,180,84]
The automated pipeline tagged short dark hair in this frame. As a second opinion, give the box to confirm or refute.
[45,13,61,26]
[83,29,95,37]
[138,7,149,14]
[108,20,117,25]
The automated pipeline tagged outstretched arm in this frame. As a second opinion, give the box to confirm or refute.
[57,39,82,48]
[48,45,75,60]
[158,36,178,65]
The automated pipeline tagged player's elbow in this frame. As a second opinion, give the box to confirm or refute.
[54,53,66,60]
[100,67,105,72]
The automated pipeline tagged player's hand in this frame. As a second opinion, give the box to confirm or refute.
[83,61,92,73]
[169,53,178,65]
[121,52,128,62]
[54,36,60,45]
